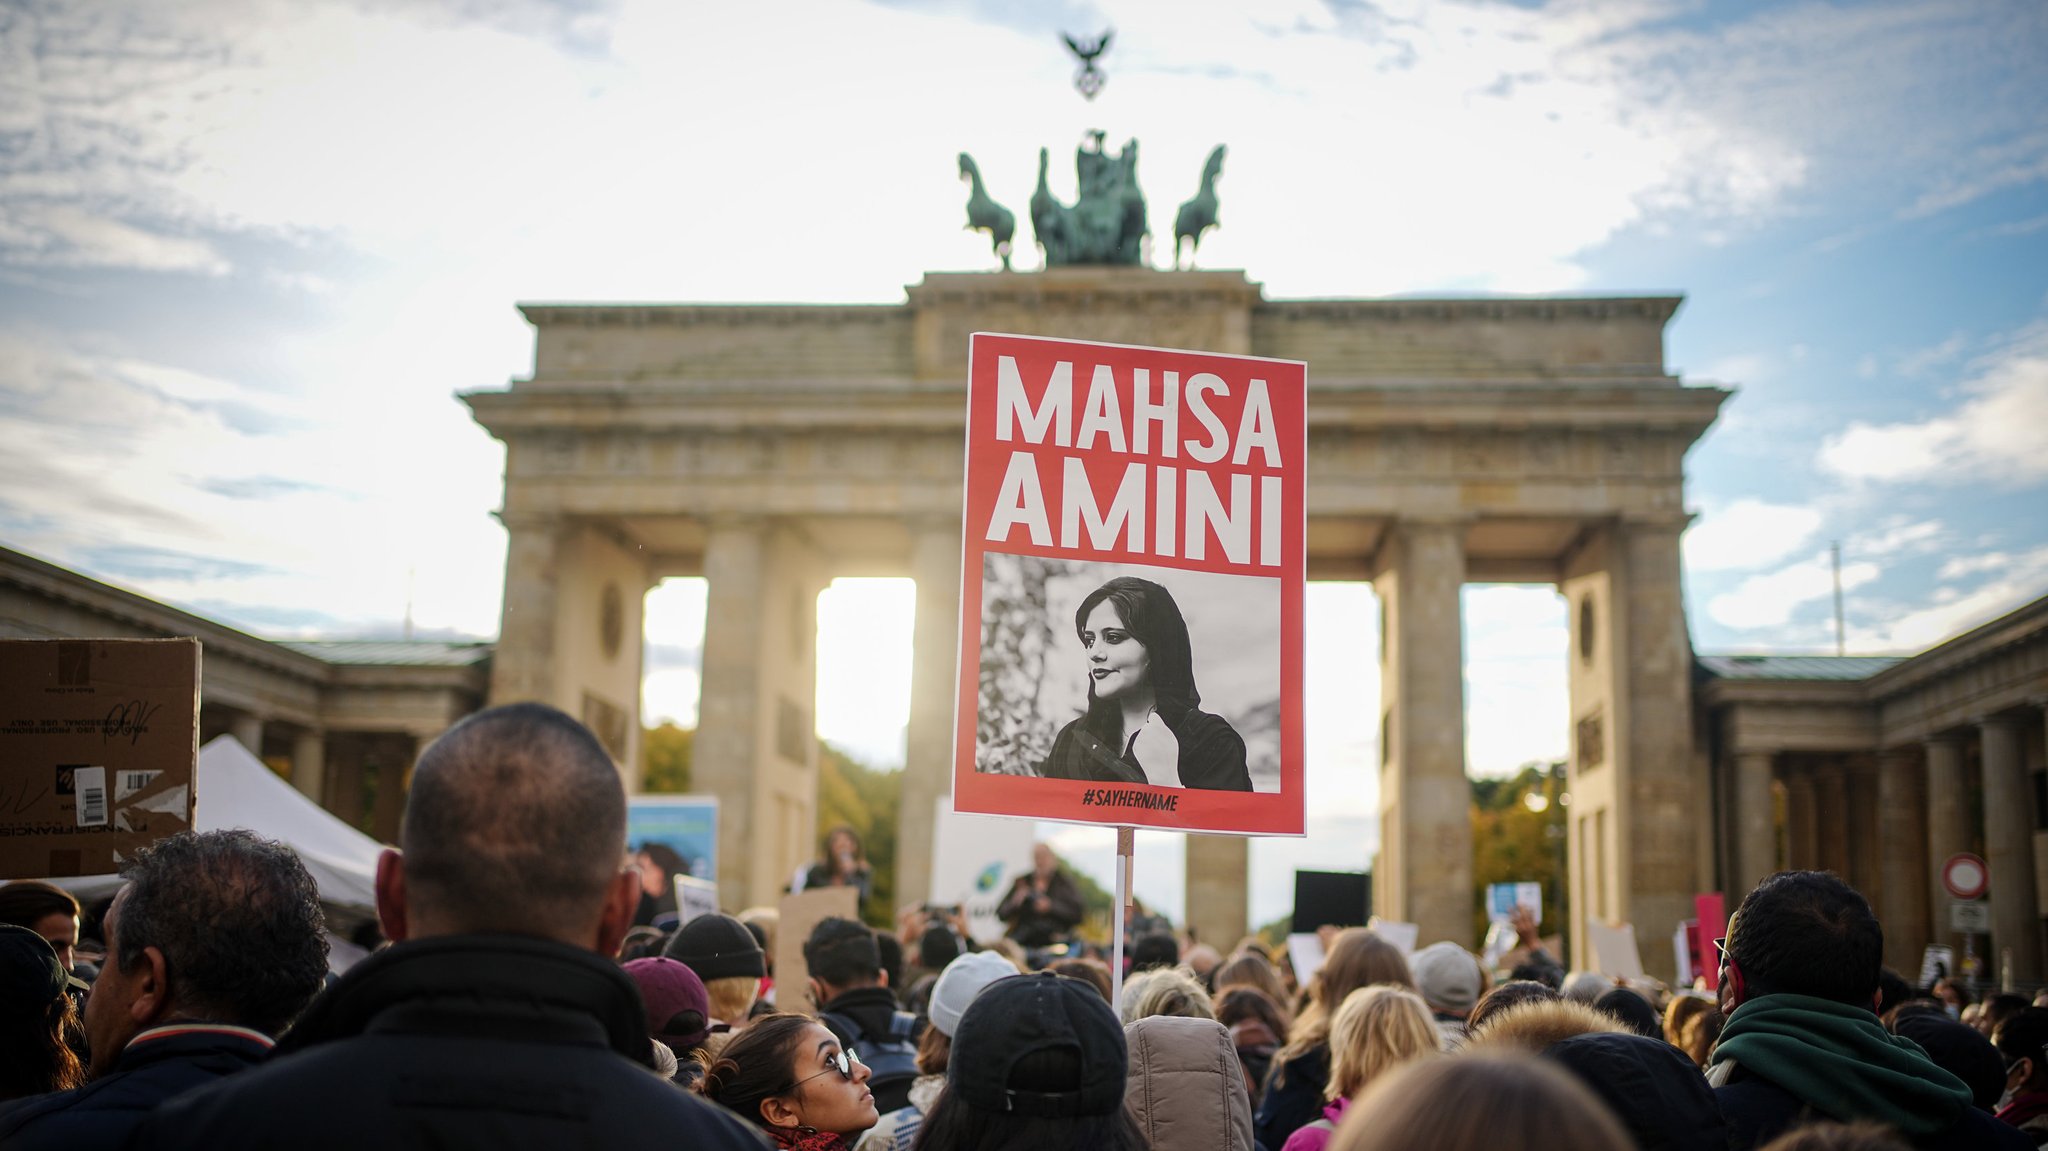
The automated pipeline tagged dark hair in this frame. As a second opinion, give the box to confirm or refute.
[1508,960,1564,990]
[1131,931,1179,973]
[1876,967,1914,1015]
[1216,985,1291,1045]
[637,842,687,879]
[1593,987,1662,1039]
[114,830,329,1035]
[913,1052,1148,1151]
[0,994,84,1101]
[1075,577,1200,743]
[402,703,627,937]
[619,926,671,961]
[804,916,881,988]
[1470,980,1561,1032]
[821,825,865,865]
[1994,1007,2048,1086]
[1726,871,1882,1004]
[1983,992,2030,1034]
[919,923,964,970]
[0,882,80,933]
[876,930,905,997]
[696,1012,815,1129]
[1047,957,1114,1002]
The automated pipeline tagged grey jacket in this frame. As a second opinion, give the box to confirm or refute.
[1125,1016,1255,1151]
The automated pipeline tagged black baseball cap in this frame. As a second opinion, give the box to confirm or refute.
[0,924,86,1016]
[948,971,1127,1118]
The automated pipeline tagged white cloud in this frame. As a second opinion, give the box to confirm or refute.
[1850,544,2048,651]
[1707,550,1882,631]
[1684,499,1823,573]
[1820,321,2048,485]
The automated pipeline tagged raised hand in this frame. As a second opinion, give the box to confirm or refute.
[1129,711,1181,788]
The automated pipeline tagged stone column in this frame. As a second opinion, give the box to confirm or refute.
[229,712,265,756]
[1816,764,1850,876]
[1925,734,1970,953]
[1615,520,1699,975]
[1187,836,1250,949]
[1878,746,1931,973]
[1784,772,1817,872]
[695,521,771,912]
[1733,751,1778,899]
[1372,520,1468,948]
[897,521,962,910]
[1982,715,2040,982]
[292,728,327,807]
[491,512,562,705]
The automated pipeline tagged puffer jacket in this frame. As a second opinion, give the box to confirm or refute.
[1125,1015,1254,1151]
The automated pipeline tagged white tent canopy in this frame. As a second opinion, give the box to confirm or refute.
[21,735,385,912]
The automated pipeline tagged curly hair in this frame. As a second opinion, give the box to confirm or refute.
[115,829,328,1035]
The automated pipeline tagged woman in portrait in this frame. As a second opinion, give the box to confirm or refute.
[1039,576,1252,790]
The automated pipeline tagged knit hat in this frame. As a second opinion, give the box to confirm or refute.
[623,957,711,1050]
[1410,941,1483,1015]
[0,924,85,1016]
[664,912,766,981]
[949,971,1127,1118]
[929,950,1019,1038]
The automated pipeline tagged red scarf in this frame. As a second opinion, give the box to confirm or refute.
[767,1128,854,1151]
[1999,1089,2048,1128]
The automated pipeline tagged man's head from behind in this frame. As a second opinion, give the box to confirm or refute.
[84,830,328,1075]
[804,916,882,1000]
[382,703,635,952]
[1722,870,1882,1012]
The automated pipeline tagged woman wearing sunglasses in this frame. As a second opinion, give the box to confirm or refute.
[698,1013,880,1150]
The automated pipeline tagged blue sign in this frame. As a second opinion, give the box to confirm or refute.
[628,796,719,882]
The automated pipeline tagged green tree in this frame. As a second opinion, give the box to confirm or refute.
[1470,760,1570,951]
[816,741,901,928]
[641,723,694,793]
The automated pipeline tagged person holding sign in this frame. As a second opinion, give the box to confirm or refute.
[1037,577,1252,791]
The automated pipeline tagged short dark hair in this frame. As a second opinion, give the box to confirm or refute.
[804,917,880,987]
[1131,931,1179,973]
[1995,1007,2048,1069]
[1727,871,1882,1004]
[402,703,627,937]
[696,1012,814,1129]
[114,830,328,1035]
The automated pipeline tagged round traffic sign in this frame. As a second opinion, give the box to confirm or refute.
[1943,853,1988,900]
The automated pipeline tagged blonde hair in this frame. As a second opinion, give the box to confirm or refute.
[1277,929,1414,1066]
[1120,967,1216,1024]
[1331,1053,1632,1151]
[704,975,759,1024]
[1326,985,1439,1101]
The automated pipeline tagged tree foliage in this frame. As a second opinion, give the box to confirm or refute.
[1470,760,1570,950]
[641,722,694,793]
[817,740,900,929]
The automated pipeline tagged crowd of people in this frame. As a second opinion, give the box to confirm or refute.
[1,702,2046,1150]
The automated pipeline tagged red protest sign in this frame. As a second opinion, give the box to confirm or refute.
[952,333,1306,836]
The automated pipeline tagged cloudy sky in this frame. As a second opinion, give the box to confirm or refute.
[3,0,2043,925]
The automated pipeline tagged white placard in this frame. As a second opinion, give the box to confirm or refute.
[1672,922,1694,987]
[674,875,719,928]
[1366,917,1419,956]
[930,796,1038,944]
[1286,932,1327,984]
[1587,921,1645,980]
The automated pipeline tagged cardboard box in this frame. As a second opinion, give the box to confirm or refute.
[0,638,201,879]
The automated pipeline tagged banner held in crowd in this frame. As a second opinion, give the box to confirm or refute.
[952,332,1307,837]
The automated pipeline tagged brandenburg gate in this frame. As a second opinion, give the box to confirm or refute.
[465,268,1727,973]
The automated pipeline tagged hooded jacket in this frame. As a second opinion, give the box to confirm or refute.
[1466,997,1631,1054]
[1708,993,2033,1150]
[133,934,769,1151]
[1125,1015,1254,1151]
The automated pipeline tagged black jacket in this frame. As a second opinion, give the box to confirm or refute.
[0,1024,270,1151]
[997,869,1086,947]
[133,934,769,1150]
[1716,1064,2034,1151]
[1254,1042,1329,1150]
[1542,1032,1727,1151]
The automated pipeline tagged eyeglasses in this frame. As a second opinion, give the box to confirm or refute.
[790,1048,864,1090]
[1713,937,1729,966]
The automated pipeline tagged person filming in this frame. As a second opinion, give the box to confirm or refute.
[998,843,1084,949]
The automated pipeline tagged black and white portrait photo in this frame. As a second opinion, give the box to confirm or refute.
[975,553,1282,793]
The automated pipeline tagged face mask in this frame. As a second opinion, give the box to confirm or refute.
[1945,1004,1961,1020]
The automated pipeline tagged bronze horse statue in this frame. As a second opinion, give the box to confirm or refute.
[1174,145,1226,269]
[958,153,1015,271]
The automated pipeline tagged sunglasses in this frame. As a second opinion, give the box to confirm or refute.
[790,1048,865,1090]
